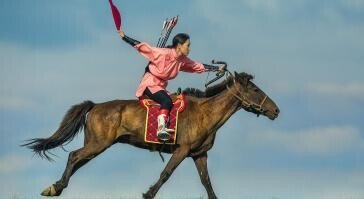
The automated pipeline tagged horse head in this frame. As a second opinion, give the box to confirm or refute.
[229,71,280,120]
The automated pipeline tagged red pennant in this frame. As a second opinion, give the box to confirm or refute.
[109,0,122,31]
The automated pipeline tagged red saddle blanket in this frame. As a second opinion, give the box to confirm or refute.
[140,94,186,144]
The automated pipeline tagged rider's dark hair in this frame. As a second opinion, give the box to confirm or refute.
[167,33,190,48]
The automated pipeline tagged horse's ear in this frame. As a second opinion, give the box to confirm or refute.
[234,71,239,77]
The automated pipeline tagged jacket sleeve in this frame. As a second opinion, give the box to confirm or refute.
[134,42,163,63]
[180,57,206,73]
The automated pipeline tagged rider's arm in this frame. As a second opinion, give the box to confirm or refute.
[118,30,141,47]
[180,58,222,73]
[180,57,205,73]
[118,30,162,63]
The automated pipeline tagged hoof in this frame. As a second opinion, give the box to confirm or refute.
[40,185,61,196]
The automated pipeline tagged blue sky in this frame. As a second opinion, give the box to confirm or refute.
[1,0,364,198]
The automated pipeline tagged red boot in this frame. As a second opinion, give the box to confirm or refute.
[156,109,174,141]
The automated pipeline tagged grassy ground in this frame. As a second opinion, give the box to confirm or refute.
[8,196,206,199]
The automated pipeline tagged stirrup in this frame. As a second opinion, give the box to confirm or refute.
[157,130,171,141]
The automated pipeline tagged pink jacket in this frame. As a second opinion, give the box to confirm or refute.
[134,42,206,97]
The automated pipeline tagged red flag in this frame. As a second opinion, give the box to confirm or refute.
[109,0,122,31]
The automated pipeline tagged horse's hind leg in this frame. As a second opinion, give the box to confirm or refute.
[40,138,112,196]
[143,146,190,199]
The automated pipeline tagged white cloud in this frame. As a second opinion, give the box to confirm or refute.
[0,31,142,111]
[212,169,364,199]
[271,82,364,102]
[245,126,363,155]
[0,153,33,174]
[307,82,364,100]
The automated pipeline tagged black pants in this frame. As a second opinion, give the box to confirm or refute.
[143,87,173,112]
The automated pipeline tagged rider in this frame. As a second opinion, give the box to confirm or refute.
[118,30,222,141]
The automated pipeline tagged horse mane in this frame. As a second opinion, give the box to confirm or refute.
[182,87,206,98]
[183,75,235,98]
[183,72,254,98]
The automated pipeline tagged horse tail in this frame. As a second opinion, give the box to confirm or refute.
[22,100,95,161]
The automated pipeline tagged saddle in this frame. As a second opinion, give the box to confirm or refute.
[139,94,186,144]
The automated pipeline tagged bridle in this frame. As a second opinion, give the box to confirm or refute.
[224,71,268,116]
[204,60,268,116]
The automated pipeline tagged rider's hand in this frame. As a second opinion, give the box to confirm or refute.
[218,66,225,72]
[117,30,125,38]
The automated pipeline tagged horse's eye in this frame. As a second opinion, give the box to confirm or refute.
[254,88,259,92]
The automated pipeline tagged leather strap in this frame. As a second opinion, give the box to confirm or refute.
[122,35,141,47]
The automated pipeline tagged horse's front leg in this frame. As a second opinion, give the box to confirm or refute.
[193,152,217,199]
[143,146,190,199]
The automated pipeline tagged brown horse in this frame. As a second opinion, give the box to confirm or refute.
[22,71,279,199]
